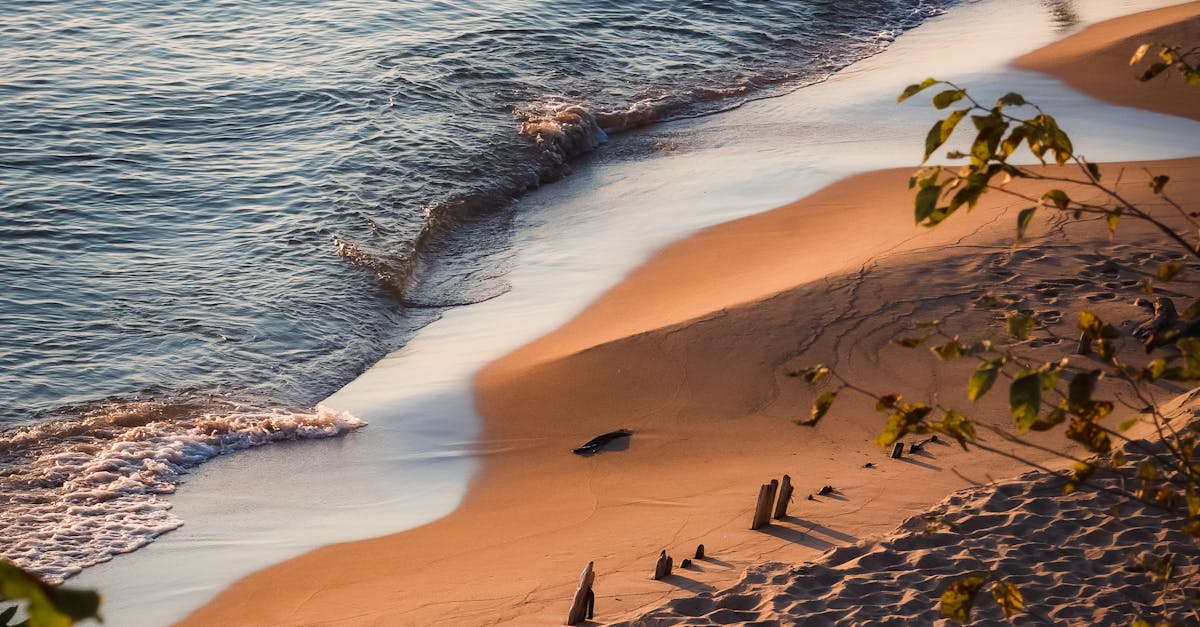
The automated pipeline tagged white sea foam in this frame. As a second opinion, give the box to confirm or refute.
[0,402,362,583]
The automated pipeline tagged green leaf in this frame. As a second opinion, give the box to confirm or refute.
[1006,312,1034,340]
[898,78,939,103]
[799,391,838,427]
[932,88,966,110]
[1150,174,1170,194]
[923,108,969,162]
[914,185,942,224]
[932,341,961,361]
[896,336,926,348]
[999,126,1027,159]
[940,575,986,622]
[991,582,1025,618]
[1119,417,1139,432]
[1178,337,1200,380]
[996,92,1027,107]
[935,409,977,449]
[1010,373,1041,432]
[968,362,999,401]
[0,560,102,627]
[1139,61,1169,81]
[876,403,933,447]
[1041,189,1070,210]
[1015,208,1036,244]
[1158,263,1183,281]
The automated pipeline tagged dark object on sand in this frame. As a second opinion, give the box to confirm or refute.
[773,474,794,520]
[818,485,834,496]
[572,429,633,455]
[751,479,779,530]
[680,558,692,569]
[1133,297,1200,352]
[653,550,673,580]
[863,462,875,468]
[695,544,705,559]
[891,442,905,459]
[807,494,815,501]
[910,435,941,454]
[566,561,596,625]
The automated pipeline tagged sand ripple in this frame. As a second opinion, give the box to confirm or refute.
[616,418,1200,626]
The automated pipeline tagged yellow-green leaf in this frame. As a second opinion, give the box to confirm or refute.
[0,560,102,627]
[941,575,986,622]
[1010,373,1041,432]
[1006,312,1034,340]
[969,362,999,401]
[898,78,939,103]
[1157,263,1183,281]
[991,582,1025,618]
[798,391,838,427]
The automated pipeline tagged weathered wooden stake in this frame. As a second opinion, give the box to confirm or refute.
[566,561,596,625]
[694,544,705,559]
[891,442,904,459]
[751,479,779,530]
[653,550,673,580]
[773,474,793,520]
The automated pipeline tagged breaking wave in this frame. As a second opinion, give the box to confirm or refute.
[0,400,363,583]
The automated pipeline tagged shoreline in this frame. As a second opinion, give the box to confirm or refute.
[178,3,1200,625]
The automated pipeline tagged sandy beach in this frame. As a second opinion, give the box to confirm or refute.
[181,4,1200,625]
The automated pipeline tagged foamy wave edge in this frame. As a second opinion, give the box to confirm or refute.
[0,402,364,584]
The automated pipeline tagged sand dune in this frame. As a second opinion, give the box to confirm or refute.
[181,5,1200,625]
[1016,1,1200,122]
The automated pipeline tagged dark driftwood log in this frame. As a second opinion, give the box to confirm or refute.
[773,474,793,520]
[566,561,596,625]
[891,442,904,459]
[653,550,673,580]
[751,479,778,530]
[694,544,705,559]
[572,429,633,455]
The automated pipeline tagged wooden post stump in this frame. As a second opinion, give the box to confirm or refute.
[653,550,673,580]
[694,544,705,559]
[891,442,904,459]
[566,561,595,625]
[773,474,793,520]
[751,479,779,530]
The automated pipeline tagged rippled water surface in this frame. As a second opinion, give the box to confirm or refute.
[0,0,951,579]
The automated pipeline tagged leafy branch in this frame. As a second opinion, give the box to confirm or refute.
[792,42,1200,624]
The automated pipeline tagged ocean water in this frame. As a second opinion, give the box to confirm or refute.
[0,0,952,583]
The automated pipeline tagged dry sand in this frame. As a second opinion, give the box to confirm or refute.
[1016,1,1200,122]
[181,5,1200,626]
